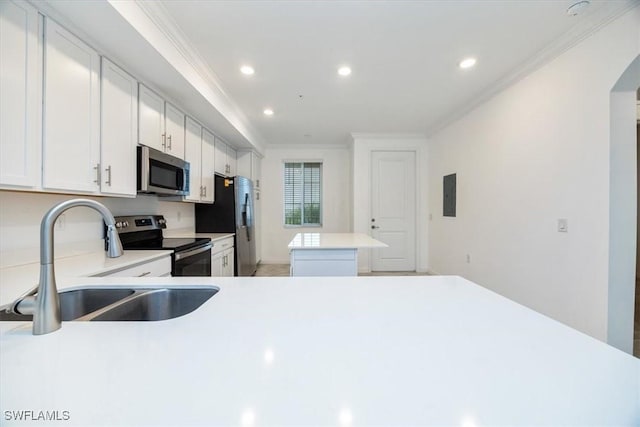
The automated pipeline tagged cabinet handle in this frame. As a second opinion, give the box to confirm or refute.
[93,164,101,185]
[105,165,112,186]
[137,271,151,277]
[256,192,260,201]
[256,179,260,188]
[162,133,167,149]
[167,134,172,150]
[203,186,207,197]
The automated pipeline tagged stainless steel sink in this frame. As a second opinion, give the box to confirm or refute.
[87,288,218,321]
[0,287,217,322]
[61,288,136,320]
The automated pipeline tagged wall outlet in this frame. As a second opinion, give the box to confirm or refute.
[177,211,182,222]
[466,254,471,263]
[429,213,433,220]
[558,218,568,232]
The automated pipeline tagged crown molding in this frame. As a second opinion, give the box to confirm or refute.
[350,132,428,141]
[426,1,640,137]
[266,143,350,150]
[127,0,266,153]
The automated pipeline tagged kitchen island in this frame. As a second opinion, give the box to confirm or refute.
[0,275,638,426]
[288,232,387,276]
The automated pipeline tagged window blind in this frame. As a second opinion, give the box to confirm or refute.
[284,162,322,226]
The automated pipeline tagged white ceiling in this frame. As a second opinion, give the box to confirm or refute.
[40,0,637,150]
[154,0,637,147]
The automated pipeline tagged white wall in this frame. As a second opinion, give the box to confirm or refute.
[350,134,429,273]
[427,8,639,344]
[0,190,194,267]
[260,146,351,263]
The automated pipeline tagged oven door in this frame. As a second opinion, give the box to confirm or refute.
[172,244,212,276]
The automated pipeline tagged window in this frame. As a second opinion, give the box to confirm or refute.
[284,162,322,226]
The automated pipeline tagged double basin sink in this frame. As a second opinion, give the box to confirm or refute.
[0,287,218,322]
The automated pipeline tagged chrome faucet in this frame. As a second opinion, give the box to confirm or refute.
[9,199,123,335]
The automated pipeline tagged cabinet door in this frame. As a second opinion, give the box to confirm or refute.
[211,251,224,277]
[164,102,185,159]
[100,58,137,197]
[227,146,237,176]
[201,128,216,203]
[183,116,202,202]
[0,1,41,189]
[43,18,100,193]
[253,154,261,189]
[223,248,235,277]
[214,137,228,176]
[138,84,164,152]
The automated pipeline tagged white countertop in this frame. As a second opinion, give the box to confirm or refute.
[288,233,387,249]
[0,250,172,305]
[163,228,235,242]
[0,275,637,426]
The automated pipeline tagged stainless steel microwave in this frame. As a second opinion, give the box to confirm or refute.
[137,145,190,196]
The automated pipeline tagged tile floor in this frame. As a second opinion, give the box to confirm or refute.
[254,263,430,277]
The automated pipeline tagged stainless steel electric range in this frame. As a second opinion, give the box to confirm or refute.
[113,215,212,277]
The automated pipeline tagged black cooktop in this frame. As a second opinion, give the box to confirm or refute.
[122,237,210,252]
[113,215,211,253]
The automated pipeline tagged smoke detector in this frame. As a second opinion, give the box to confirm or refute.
[567,1,590,16]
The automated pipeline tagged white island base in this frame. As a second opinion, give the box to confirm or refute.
[288,233,387,276]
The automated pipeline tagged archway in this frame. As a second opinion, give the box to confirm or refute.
[608,55,640,354]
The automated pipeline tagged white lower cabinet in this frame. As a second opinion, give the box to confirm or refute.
[211,237,234,277]
[289,249,357,277]
[92,256,172,278]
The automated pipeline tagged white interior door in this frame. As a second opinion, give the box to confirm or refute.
[371,151,416,271]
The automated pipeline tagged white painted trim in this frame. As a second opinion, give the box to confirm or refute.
[107,0,266,154]
[267,143,350,150]
[350,132,427,141]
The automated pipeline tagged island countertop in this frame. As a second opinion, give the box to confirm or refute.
[0,275,638,426]
[288,232,387,249]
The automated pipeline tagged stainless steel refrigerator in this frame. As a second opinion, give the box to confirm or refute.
[195,175,257,276]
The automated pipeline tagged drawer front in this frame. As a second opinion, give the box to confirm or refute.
[212,236,234,256]
[98,256,172,277]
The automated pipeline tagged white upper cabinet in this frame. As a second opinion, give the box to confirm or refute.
[214,137,236,177]
[237,151,262,187]
[42,18,100,193]
[227,146,237,177]
[138,83,165,152]
[138,83,185,160]
[184,118,215,204]
[201,128,215,203]
[100,58,137,197]
[0,1,41,190]
[164,102,185,159]
[184,117,203,203]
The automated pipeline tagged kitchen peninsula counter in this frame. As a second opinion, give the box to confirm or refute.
[0,275,637,426]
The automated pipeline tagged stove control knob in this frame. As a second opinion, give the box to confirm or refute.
[124,221,130,228]
[115,221,124,229]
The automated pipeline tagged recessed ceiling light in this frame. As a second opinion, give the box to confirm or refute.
[263,108,274,116]
[458,57,477,69]
[337,66,352,76]
[240,65,255,75]
[567,1,590,16]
